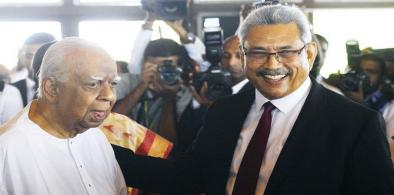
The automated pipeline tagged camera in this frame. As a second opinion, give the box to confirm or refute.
[193,67,233,102]
[339,69,373,93]
[141,0,187,21]
[346,39,361,69]
[202,17,223,66]
[157,60,182,86]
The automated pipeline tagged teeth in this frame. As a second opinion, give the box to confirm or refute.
[263,74,286,80]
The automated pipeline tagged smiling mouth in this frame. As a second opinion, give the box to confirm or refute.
[262,74,287,80]
[256,68,292,82]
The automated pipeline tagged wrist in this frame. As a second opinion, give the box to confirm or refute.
[181,32,196,44]
[142,22,154,31]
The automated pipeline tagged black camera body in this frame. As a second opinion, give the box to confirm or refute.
[157,60,182,86]
[141,0,187,21]
[339,69,373,93]
[193,67,233,102]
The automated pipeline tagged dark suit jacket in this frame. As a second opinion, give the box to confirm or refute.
[116,79,394,195]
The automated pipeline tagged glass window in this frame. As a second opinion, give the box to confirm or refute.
[0,0,62,6]
[312,8,394,77]
[75,0,139,6]
[79,20,180,64]
[0,21,62,70]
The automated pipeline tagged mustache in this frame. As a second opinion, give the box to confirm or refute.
[256,68,293,77]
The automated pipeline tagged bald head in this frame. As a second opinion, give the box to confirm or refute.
[38,37,115,98]
[221,35,245,84]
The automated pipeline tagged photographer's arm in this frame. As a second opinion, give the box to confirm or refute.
[166,20,211,72]
[128,11,155,74]
[112,62,156,115]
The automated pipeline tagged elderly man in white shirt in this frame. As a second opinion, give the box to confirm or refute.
[0,37,127,195]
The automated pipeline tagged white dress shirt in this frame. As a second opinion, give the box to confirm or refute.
[0,104,127,195]
[226,78,312,195]
[383,100,394,144]
[0,84,23,124]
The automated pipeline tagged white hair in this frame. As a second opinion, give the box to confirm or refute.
[37,37,110,98]
[238,5,312,46]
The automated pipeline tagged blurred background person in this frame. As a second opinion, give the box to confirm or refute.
[10,32,55,106]
[220,35,253,93]
[0,64,23,125]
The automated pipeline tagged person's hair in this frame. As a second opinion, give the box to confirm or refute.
[37,37,107,98]
[360,53,386,77]
[223,35,240,49]
[143,38,182,59]
[116,60,129,73]
[238,5,312,46]
[23,32,55,45]
[32,41,57,81]
[315,34,328,48]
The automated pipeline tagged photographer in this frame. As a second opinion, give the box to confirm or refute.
[220,35,253,93]
[343,53,385,103]
[128,7,210,74]
[113,39,193,143]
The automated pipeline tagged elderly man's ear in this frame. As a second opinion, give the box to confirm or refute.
[42,77,60,102]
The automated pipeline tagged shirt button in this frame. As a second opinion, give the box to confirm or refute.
[88,184,92,187]
[80,165,83,168]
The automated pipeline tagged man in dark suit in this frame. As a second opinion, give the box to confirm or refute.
[116,4,394,195]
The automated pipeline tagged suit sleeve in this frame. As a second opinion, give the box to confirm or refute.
[343,112,394,194]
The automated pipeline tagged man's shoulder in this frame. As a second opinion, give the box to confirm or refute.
[314,82,379,119]
[0,123,28,147]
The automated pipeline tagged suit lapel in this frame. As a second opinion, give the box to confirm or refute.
[265,79,327,194]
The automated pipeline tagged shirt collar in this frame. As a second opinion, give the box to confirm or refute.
[10,68,29,83]
[255,77,312,114]
[232,79,249,94]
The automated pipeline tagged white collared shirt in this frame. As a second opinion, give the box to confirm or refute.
[232,79,249,94]
[226,78,312,195]
[0,104,127,195]
[0,84,23,124]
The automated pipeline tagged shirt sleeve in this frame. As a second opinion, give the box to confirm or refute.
[184,37,211,72]
[2,85,23,124]
[128,29,153,74]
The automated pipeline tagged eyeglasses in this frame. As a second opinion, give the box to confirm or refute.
[241,45,306,64]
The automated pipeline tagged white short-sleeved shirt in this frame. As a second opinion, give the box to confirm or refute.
[0,105,127,195]
[0,84,23,124]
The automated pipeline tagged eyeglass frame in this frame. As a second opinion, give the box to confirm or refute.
[240,44,307,64]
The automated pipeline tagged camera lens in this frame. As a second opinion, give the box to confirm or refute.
[158,60,181,86]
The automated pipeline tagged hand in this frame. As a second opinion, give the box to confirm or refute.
[189,82,212,106]
[142,11,156,30]
[140,61,157,87]
[344,81,364,103]
[165,20,187,38]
